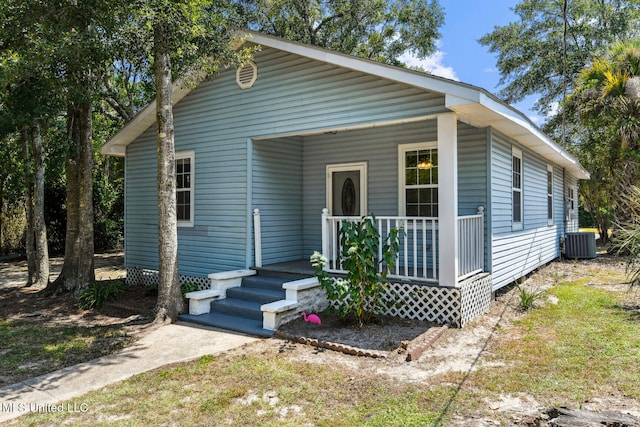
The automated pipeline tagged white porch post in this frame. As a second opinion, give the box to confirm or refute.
[438,113,459,287]
[253,208,262,268]
[321,208,329,271]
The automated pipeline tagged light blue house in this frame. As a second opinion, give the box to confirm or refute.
[103,32,589,333]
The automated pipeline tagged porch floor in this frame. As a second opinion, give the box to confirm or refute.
[256,259,315,276]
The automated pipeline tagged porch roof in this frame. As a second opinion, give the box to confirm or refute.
[102,31,589,180]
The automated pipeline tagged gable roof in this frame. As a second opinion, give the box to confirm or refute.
[102,31,589,180]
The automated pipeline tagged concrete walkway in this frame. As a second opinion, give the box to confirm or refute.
[0,322,259,423]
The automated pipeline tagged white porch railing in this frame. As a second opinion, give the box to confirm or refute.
[322,209,439,281]
[457,207,485,281]
[321,206,485,283]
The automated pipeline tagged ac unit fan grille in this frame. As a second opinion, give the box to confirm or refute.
[565,232,596,259]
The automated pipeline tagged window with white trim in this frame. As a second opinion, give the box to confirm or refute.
[512,147,523,229]
[176,151,194,227]
[547,165,554,225]
[399,142,438,217]
[567,185,575,221]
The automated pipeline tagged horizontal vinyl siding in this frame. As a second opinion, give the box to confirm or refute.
[491,227,559,289]
[552,166,565,236]
[490,133,514,235]
[253,137,304,264]
[302,120,439,256]
[125,129,159,271]
[458,124,488,215]
[125,46,448,277]
[490,130,565,290]
[564,172,579,232]
[457,124,489,270]
[523,151,548,229]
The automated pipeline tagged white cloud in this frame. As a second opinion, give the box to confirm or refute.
[400,51,459,81]
[529,114,544,125]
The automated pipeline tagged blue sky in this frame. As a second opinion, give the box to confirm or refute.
[400,1,543,123]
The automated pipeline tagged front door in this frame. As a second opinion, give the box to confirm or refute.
[326,162,367,216]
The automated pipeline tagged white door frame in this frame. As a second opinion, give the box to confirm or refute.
[326,162,367,216]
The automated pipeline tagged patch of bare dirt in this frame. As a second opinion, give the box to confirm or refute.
[278,312,436,352]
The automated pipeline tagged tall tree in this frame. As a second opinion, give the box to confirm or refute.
[240,0,444,65]
[568,40,640,235]
[479,0,640,118]
[1,0,134,295]
[0,2,62,287]
[135,0,252,322]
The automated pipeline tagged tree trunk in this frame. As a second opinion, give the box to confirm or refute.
[29,121,50,287]
[43,102,95,296]
[0,179,4,253]
[153,22,183,323]
[22,128,36,287]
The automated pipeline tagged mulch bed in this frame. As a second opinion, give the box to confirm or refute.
[276,312,448,360]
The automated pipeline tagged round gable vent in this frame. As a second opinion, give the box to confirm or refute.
[236,61,258,89]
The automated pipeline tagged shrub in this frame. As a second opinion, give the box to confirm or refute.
[612,185,640,287]
[78,280,125,310]
[181,282,199,297]
[312,214,400,326]
[144,282,199,298]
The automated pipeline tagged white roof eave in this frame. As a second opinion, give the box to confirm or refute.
[446,93,590,180]
[101,76,198,156]
[101,31,590,181]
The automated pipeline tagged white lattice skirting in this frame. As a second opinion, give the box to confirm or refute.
[126,267,211,291]
[329,273,492,327]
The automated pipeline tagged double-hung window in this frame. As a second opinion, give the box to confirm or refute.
[399,142,438,217]
[176,151,195,227]
[567,185,575,220]
[512,147,523,230]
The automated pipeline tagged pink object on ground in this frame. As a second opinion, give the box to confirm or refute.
[301,311,322,325]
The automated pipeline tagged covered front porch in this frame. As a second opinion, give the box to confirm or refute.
[250,113,489,289]
[252,206,492,327]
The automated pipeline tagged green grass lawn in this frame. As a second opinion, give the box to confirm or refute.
[6,275,639,426]
[467,283,640,406]
[0,321,133,385]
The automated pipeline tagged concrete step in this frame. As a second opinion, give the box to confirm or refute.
[179,312,273,338]
[252,268,309,281]
[181,270,309,338]
[211,298,263,321]
[226,286,285,304]
[240,275,287,291]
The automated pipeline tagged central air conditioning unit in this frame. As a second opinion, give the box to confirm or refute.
[564,232,597,259]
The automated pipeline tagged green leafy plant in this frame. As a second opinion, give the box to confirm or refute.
[181,282,199,297]
[516,284,546,312]
[312,214,401,326]
[612,185,640,287]
[78,280,125,310]
[145,281,199,298]
[145,283,159,296]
